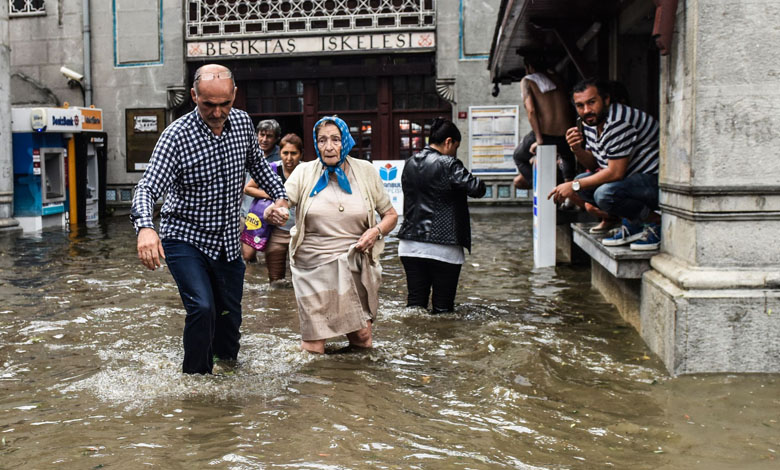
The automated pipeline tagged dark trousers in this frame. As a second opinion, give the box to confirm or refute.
[514,131,576,183]
[162,239,245,374]
[401,256,462,313]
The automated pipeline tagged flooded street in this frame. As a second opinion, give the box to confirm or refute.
[1,208,778,469]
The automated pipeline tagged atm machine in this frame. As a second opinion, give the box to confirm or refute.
[74,132,107,225]
[11,106,106,232]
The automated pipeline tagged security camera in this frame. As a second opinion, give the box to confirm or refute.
[60,66,84,82]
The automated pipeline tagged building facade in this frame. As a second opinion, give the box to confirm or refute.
[7,0,525,212]
[489,0,780,374]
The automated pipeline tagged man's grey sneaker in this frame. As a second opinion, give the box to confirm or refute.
[630,223,661,251]
[602,219,645,246]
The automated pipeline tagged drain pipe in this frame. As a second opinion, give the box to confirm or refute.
[82,0,92,106]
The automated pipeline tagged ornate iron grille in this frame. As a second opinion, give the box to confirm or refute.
[9,0,46,17]
[186,0,436,40]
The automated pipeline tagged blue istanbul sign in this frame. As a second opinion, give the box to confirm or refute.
[373,160,405,216]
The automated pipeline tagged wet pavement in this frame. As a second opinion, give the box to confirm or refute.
[0,208,778,469]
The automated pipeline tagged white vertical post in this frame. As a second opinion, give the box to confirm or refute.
[533,145,557,268]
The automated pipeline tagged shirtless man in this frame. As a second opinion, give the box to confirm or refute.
[512,55,575,190]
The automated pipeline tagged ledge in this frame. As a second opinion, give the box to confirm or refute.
[650,253,780,290]
[571,223,655,279]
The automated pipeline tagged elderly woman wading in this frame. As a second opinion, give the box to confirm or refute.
[279,116,398,354]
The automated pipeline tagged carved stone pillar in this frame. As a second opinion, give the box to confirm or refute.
[641,0,780,374]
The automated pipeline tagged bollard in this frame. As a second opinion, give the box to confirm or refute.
[533,145,557,268]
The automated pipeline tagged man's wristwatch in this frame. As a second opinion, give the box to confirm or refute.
[571,180,581,192]
[375,226,383,240]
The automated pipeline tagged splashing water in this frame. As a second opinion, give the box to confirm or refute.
[0,212,777,469]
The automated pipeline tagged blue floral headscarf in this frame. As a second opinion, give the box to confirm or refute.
[310,116,355,197]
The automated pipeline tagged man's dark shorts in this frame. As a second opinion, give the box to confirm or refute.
[513,131,576,184]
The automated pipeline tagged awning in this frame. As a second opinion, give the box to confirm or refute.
[488,0,655,84]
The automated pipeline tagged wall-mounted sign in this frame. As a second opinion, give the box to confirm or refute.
[372,160,405,216]
[80,108,103,131]
[133,115,158,133]
[126,108,166,172]
[49,111,80,130]
[12,107,104,133]
[186,32,436,59]
[468,105,519,174]
[30,108,47,132]
[32,149,41,175]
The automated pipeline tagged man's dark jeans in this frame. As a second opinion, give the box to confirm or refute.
[162,239,245,374]
[575,171,659,222]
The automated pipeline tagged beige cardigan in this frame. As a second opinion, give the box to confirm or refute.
[285,156,393,263]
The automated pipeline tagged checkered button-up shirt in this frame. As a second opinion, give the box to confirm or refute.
[130,108,287,261]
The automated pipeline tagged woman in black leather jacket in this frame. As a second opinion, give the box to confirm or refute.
[397,118,486,313]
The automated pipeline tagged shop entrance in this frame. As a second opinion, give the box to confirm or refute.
[222,54,451,162]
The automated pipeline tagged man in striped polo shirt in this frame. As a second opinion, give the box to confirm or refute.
[547,78,661,250]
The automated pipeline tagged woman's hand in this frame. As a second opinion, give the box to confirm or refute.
[355,226,381,254]
[244,178,271,199]
[356,208,398,254]
[263,200,290,226]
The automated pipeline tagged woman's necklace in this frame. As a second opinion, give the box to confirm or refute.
[333,163,348,212]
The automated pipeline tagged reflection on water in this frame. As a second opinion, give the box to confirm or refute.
[1,211,778,469]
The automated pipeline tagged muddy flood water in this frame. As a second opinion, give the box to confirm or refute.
[1,208,778,469]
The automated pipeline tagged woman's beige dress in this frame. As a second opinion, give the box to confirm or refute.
[290,172,380,341]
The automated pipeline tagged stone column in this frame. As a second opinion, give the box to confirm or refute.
[0,2,20,232]
[641,0,780,374]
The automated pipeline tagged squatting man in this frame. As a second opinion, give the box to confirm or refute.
[547,78,662,251]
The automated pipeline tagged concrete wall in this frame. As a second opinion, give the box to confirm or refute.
[436,0,526,167]
[691,1,780,188]
[642,0,780,374]
[9,1,84,106]
[659,0,780,267]
[8,0,185,191]
[90,0,185,188]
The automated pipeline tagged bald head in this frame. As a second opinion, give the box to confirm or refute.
[193,64,235,95]
[190,64,237,135]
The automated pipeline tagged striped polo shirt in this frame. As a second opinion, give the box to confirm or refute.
[583,103,659,176]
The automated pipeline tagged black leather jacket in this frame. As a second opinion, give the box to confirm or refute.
[398,147,486,252]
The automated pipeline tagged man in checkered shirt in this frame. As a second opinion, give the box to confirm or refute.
[131,64,290,374]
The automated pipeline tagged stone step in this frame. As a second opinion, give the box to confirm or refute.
[571,223,655,279]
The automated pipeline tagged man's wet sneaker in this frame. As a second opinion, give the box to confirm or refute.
[630,223,661,251]
[602,219,645,246]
